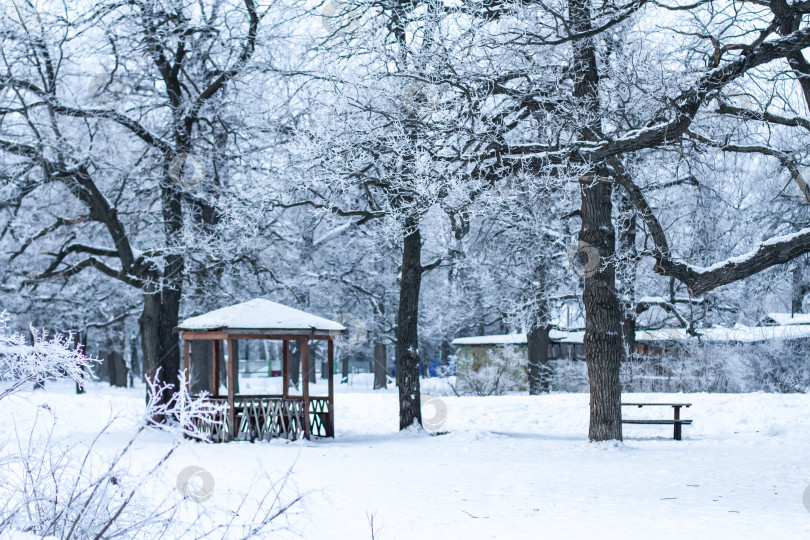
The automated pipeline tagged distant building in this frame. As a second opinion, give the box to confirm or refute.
[635,323,810,354]
[451,331,585,392]
[452,330,585,363]
[453,323,810,391]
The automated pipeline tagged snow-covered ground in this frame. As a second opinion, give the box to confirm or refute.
[3,377,810,539]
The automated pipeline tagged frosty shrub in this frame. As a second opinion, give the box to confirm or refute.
[0,310,96,401]
[547,360,589,393]
[620,344,739,393]
[742,339,810,393]
[619,339,809,393]
[0,310,302,539]
[0,372,302,539]
[451,347,526,396]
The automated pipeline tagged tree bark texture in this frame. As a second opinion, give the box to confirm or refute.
[570,0,624,441]
[396,218,423,430]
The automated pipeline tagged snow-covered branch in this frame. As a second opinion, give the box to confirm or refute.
[0,311,96,401]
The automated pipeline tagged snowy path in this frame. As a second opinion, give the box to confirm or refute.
[3,382,809,539]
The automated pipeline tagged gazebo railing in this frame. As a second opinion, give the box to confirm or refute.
[190,395,332,442]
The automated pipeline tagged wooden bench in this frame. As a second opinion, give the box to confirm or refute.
[621,403,692,440]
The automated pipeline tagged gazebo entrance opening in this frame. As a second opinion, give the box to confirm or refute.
[176,299,345,442]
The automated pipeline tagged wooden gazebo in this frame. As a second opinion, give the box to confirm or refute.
[175,298,345,442]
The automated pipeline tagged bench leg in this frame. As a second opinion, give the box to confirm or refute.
[674,406,681,440]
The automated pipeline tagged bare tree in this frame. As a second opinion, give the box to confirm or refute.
[0,0,263,408]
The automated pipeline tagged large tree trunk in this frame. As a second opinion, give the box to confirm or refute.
[527,325,551,394]
[373,340,387,390]
[140,286,182,412]
[157,279,182,402]
[580,180,624,441]
[570,0,623,441]
[396,218,423,429]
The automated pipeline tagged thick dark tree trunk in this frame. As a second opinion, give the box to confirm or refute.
[158,284,182,399]
[580,180,624,441]
[396,218,423,429]
[374,340,388,389]
[570,0,623,441]
[140,286,182,411]
[527,325,551,394]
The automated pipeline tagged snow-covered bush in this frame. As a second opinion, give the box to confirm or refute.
[741,340,810,393]
[619,339,810,393]
[0,311,301,539]
[451,347,526,396]
[548,360,589,393]
[0,310,96,401]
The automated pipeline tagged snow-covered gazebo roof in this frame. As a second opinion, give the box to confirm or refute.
[176,298,346,335]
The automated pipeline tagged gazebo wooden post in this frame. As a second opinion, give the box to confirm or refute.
[282,339,289,399]
[301,338,311,440]
[212,339,220,398]
[183,338,190,393]
[226,338,237,441]
[327,338,335,437]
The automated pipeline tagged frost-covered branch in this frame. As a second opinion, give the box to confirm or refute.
[144,368,228,441]
[0,311,96,401]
